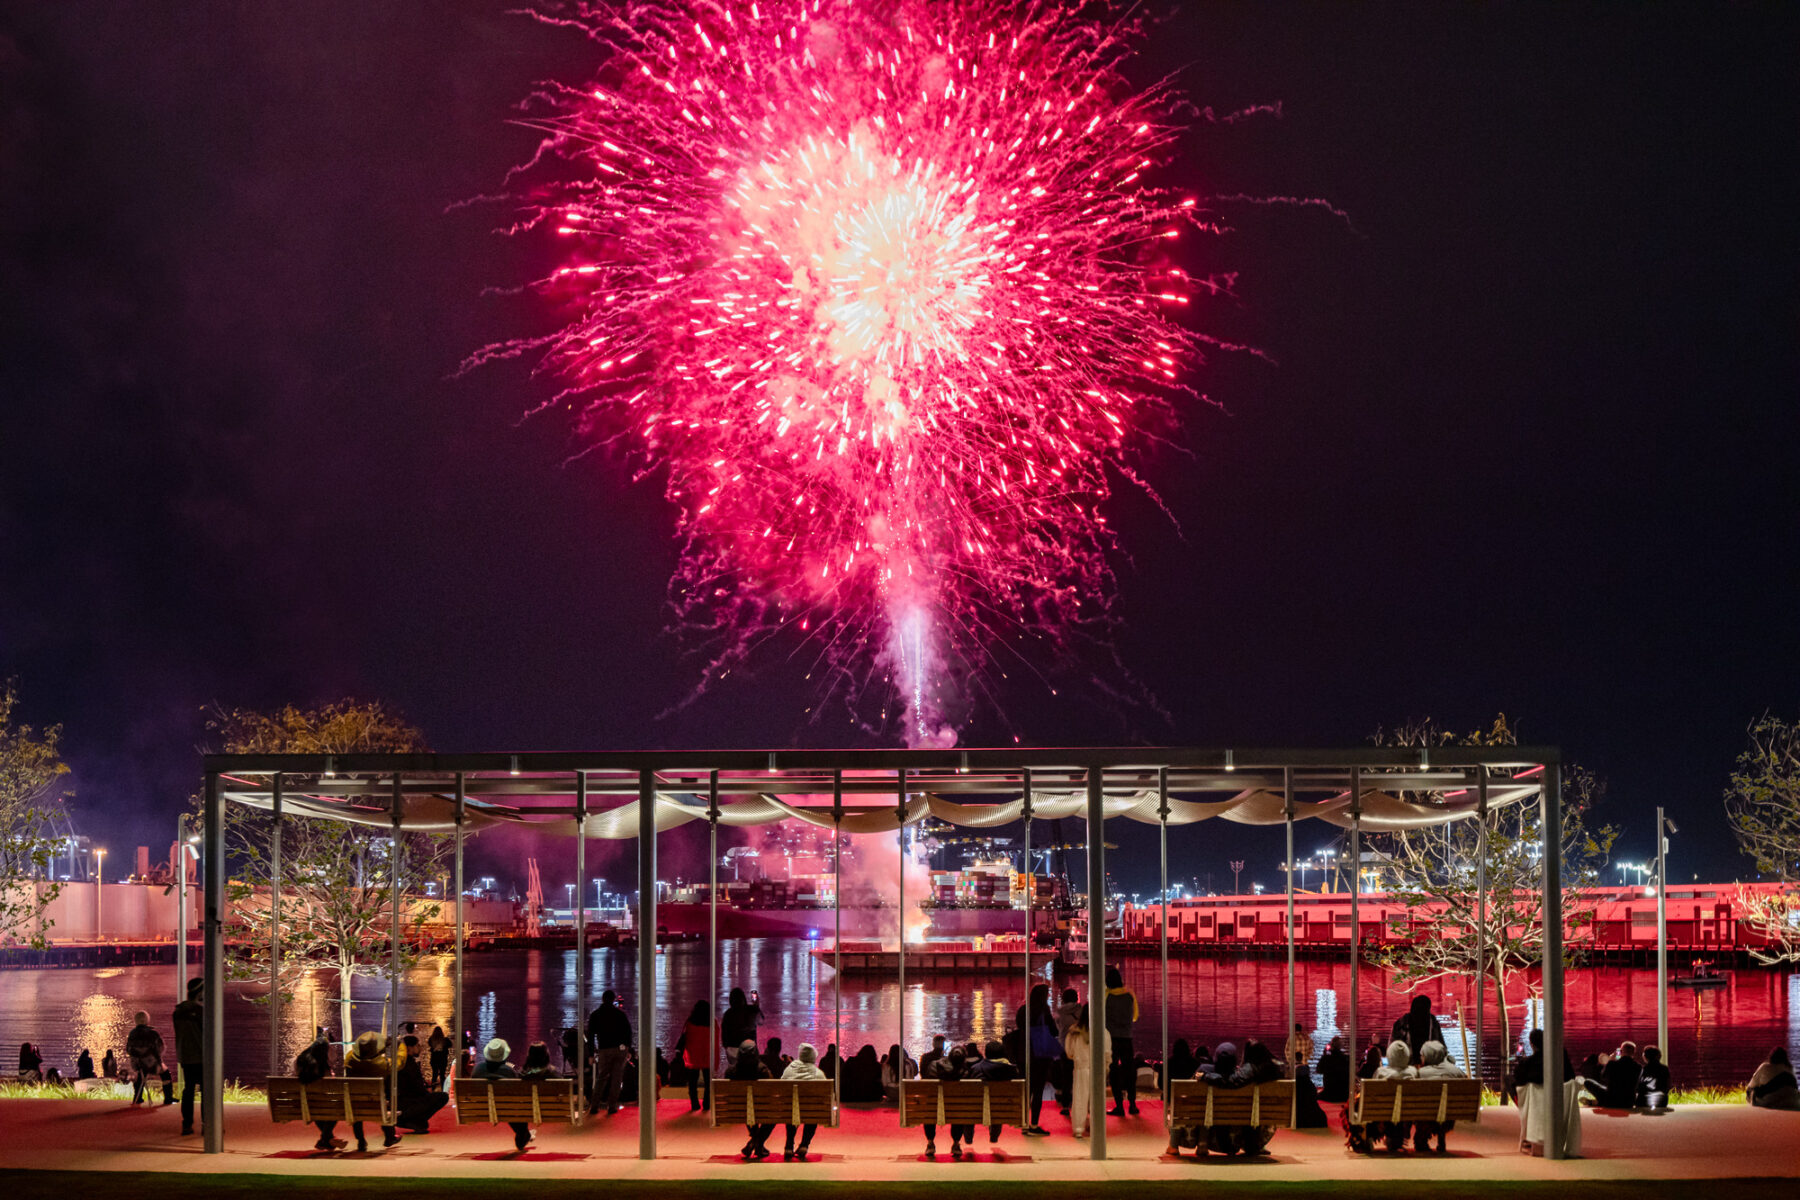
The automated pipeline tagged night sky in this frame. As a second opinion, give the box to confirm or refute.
[1,2,1795,893]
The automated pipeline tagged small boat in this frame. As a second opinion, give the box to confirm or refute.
[1670,964,1727,988]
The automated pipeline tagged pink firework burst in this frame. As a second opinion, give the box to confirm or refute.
[487,0,1214,745]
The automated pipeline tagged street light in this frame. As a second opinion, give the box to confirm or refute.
[1657,811,1678,1064]
[1231,860,1244,895]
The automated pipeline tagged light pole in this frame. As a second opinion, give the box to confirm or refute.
[175,826,199,998]
[1657,811,1676,1061]
[1231,860,1244,895]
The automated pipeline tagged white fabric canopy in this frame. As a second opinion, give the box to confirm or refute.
[227,777,1535,836]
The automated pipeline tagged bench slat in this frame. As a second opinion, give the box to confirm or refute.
[897,1080,1027,1128]
[453,1078,578,1125]
[1165,1080,1297,1128]
[266,1076,386,1125]
[710,1080,838,1128]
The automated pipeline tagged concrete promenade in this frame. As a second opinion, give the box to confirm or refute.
[1,1094,1797,1184]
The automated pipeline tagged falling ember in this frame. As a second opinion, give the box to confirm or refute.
[486,0,1212,742]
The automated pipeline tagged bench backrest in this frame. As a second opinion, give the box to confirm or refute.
[711,1079,839,1127]
[1351,1078,1482,1124]
[898,1079,1028,1127]
[1165,1080,1296,1128]
[267,1075,387,1124]
[454,1077,579,1125]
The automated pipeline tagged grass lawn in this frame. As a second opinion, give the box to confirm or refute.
[0,1174,1786,1200]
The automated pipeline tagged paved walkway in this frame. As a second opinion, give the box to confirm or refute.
[2,1095,1796,1182]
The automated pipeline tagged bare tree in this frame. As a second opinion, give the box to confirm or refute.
[206,700,447,1039]
[1724,712,1800,964]
[0,679,71,947]
[1373,716,1614,1064]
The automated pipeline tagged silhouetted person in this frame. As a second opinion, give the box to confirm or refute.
[970,1039,1019,1147]
[720,988,762,1069]
[1103,966,1140,1116]
[125,1012,169,1105]
[295,1036,344,1151]
[1391,995,1445,1059]
[396,1042,449,1132]
[172,977,204,1135]
[427,1025,450,1090]
[1317,1036,1350,1102]
[1014,982,1058,1132]
[1639,1045,1670,1109]
[1583,1040,1642,1108]
[675,1000,716,1111]
[922,1044,971,1157]
[729,1039,775,1158]
[587,990,632,1115]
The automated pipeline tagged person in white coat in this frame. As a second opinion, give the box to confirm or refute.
[1063,1004,1112,1138]
[778,1043,827,1160]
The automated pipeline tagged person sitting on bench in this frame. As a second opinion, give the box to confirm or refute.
[778,1043,825,1161]
[728,1039,775,1159]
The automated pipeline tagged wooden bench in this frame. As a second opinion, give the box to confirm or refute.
[1166,1080,1296,1132]
[267,1076,388,1125]
[1349,1078,1482,1137]
[454,1077,580,1126]
[898,1079,1027,1128]
[710,1079,838,1128]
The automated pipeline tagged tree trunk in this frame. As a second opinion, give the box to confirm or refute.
[338,954,355,1043]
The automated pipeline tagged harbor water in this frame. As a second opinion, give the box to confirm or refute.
[1,942,1792,1088]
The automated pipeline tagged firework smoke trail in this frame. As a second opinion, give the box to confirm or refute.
[485,0,1212,745]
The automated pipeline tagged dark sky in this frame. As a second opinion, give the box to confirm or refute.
[1,2,1795,892]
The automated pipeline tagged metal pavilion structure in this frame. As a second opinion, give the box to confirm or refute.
[198,745,1573,1161]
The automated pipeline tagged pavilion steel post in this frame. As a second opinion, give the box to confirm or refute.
[831,771,842,1106]
[1284,766,1296,1077]
[1542,760,1567,1159]
[1348,767,1361,1093]
[1475,767,1489,1085]
[202,771,224,1153]
[453,774,465,1078]
[390,774,403,1123]
[896,766,908,1105]
[1021,767,1033,1123]
[269,773,283,1077]
[575,771,588,1106]
[1656,804,1669,1069]
[637,768,658,1160]
[1158,766,1170,1101]
[175,812,188,1003]
[708,770,719,1119]
[1085,764,1107,1161]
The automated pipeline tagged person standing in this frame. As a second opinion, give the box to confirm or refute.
[587,990,632,1115]
[101,1049,118,1082]
[719,987,762,1071]
[1014,983,1058,1134]
[171,978,204,1135]
[1103,966,1139,1116]
[76,1048,95,1081]
[1284,1023,1315,1075]
[1064,1004,1110,1139]
[427,1026,450,1090]
[675,1000,717,1111]
[125,1012,168,1105]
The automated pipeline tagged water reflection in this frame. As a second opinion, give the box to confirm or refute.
[0,944,1788,1088]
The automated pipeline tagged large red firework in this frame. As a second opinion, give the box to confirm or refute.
[487,0,1211,744]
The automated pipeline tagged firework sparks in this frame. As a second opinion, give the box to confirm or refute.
[486,0,1212,743]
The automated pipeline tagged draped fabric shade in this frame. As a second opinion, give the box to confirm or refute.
[223,779,1539,834]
